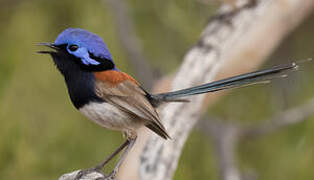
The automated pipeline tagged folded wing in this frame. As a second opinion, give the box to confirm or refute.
[94,71,170,139]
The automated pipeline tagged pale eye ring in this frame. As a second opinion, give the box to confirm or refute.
[68,45,79,52]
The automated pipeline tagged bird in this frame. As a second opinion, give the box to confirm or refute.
[38,28,300,179]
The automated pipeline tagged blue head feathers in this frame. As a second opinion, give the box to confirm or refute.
[55,28,114,66]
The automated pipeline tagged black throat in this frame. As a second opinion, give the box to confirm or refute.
[49,52,104,109]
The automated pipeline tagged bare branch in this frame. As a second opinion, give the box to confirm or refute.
[200,119,242,180]
[104,0,158,89]
[241,98,314,139]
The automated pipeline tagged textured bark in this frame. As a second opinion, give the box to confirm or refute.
[58,170,104,180]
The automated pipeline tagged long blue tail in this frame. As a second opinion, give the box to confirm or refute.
[151,61,302,105]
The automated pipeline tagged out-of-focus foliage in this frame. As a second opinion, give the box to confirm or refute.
[0,0,313,179]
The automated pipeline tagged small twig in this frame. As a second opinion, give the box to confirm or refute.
[241,98,314,139]
[198,97,314,180]
[104,0,159,89]
[200,119,242,180]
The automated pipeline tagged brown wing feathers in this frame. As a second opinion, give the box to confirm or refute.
[94,71,170,139]
[94,70,140,86]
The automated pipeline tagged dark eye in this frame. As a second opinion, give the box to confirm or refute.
[68,45,79,52]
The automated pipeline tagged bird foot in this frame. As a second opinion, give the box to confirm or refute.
[93,168,119,180]
[106,168,118,180]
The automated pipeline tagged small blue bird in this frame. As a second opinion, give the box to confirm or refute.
[39,28,298,179]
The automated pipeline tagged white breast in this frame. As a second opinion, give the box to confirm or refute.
[79,102,144,132]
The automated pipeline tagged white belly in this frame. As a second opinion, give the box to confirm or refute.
[79,102,144,132]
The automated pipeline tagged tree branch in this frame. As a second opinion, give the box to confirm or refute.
[200,119,242,180]
[241,98,314,139]
[58,171,105,180]
[104,0,159,89]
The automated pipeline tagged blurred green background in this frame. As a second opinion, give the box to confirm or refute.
[0,0,313,179]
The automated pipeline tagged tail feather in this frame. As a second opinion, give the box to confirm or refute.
[151,60,307,105]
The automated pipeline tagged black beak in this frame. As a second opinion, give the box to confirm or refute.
[37,42,59,54]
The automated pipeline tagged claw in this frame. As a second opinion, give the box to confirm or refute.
[107,169,118,179]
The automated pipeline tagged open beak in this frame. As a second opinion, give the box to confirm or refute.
[37,42,59,54]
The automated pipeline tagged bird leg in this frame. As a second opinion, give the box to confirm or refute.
[107,137,137,178]
[74,139,131,180]
[95,140,131,171]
